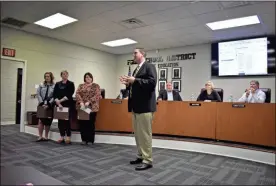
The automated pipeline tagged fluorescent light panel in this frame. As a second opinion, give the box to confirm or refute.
[101,38,137,47]
[34,13,77,29]
[206,15,260,30]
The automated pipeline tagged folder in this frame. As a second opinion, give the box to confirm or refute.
[36,106,53,119]
[53,107,69,120]
[77,108,91,120]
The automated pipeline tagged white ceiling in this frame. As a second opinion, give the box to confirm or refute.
[1,1,275,54]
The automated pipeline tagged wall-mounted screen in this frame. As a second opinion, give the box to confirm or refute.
[211,36,275,77]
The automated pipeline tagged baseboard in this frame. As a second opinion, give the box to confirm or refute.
[1,121,16,125]
[24,125,275,165]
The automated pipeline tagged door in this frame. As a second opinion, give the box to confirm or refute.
[16,68,23,124]
[0,59,24,125]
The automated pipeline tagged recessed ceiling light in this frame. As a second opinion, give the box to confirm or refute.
[101,38,137,47]
[206,15,260,30]
[34,13,78,29]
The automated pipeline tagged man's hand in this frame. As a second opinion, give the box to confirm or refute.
[119,76,130,85]
[120,75,135,84]
[85,102,90,107]
[126,76,135,84]
[245,89,251,97]
[158,98,162,101]
[251,88,256,94]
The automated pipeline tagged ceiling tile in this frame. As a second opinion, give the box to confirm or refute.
[158,5,193,20]
[196,10,228,24]
[150,17,200,32]
[187,1,222,15]
[61,2,133,20]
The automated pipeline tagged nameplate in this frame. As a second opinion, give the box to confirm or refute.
[232,104,246,108]
[111,100,122,104]
[189,103,201,106]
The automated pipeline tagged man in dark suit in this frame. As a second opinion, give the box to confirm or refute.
[157,82,182,101]
[119,48,157,171]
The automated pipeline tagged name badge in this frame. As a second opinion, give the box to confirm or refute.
[44,101,47,105]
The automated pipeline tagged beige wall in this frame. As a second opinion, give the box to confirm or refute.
[1,26,118,112]
[116,44,275,103]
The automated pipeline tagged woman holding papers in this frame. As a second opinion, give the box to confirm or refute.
[36,72,55,142]
[53,70,75,144]
[76,72,101,145]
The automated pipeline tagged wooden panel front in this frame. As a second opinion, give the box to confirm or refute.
[153,101,216,139]
[216,103,276,147]
[95,99,132,132]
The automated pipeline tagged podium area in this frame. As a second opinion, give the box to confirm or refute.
[71,99,275,148]
[25,99,276,165]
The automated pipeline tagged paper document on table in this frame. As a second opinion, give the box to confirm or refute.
[57,107,68,112]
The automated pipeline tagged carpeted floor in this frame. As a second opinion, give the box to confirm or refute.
[1,125,275,185]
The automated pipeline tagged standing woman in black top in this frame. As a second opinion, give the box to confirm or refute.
[53,70,75,144]
[197,81,222,102]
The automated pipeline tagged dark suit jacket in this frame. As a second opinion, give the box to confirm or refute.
[157,90,182,101]
[196,89,222,102]
[126,62,157,113]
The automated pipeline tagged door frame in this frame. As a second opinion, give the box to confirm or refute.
[1,56,27,132]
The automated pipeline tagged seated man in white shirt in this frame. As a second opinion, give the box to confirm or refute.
[238,80,266,103]
[157,82,182,101]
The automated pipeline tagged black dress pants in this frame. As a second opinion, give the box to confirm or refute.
[58,119,71,137]
[79,112,97,143]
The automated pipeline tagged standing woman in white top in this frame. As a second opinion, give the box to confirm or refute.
[36,72,55,141]
[238,80,266,103]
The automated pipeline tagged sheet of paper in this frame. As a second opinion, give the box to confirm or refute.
[57,107,69,112]
[84,108,91,114]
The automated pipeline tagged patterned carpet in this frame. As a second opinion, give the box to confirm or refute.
[1,125,275,185]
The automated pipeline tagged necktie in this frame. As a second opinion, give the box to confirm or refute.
[130,66,140,97]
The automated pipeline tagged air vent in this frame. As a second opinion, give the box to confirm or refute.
[1,17,29,28]
[119,18,147,29]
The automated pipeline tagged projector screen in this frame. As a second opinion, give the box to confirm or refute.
[211,36,275,77]
[219,38,267,76]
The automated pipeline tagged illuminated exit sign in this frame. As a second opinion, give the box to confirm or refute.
[2,48,16,57]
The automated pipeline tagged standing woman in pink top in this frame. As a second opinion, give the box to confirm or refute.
[76,72,101,145]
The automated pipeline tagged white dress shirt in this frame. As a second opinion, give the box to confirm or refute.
[167,91,173,101]
[134,59,145,76]
[238,89,266,103]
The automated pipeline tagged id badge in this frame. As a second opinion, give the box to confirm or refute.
[44,100,47,105]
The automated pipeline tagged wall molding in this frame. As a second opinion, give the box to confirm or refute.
[1,121,16,125]
[25,125,275,165]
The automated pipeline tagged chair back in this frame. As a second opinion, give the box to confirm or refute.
[259,88,271,103]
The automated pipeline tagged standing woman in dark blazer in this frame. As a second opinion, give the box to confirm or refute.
[76,72,101,145]
[36,72,55,142]
[53,70,75,144]
[197,81,221,102]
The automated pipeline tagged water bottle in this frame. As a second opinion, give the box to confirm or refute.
[190,93,195,101]
[119,91,123,99]
[229,95,233,102]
